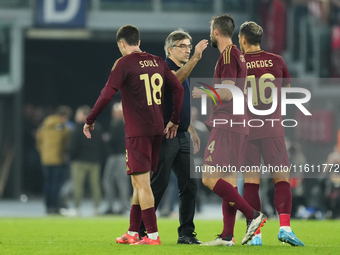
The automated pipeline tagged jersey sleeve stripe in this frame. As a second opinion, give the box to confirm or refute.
[227,46,231,64]
[224,46,232,64]
[223,49,226,64]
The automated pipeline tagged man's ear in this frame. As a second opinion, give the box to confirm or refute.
[168,46,173,56]
[242,36,247,46]
[138,40,141,46]
[214,28,219,37]
[120,40,125,48]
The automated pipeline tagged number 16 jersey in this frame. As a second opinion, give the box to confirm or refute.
[86,52,183,138]
[244,50,291,140]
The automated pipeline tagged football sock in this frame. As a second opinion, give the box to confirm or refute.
[213,179,254,220]
[141,207,158,234]
[274,181,292,227]
[280,225,292,232]
[128,204,142,232]
[279,214,291,229]
[220,187,237,238]
[127,231,138,236]
[147,232,159,240]
[244,183,261,234]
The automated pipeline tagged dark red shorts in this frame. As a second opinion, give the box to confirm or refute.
[125,135,163,175]
[203,128,247,169]
[243,136,289,167]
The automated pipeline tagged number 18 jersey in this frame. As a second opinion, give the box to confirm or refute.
[244,50,291,140]
[86,52,183,138]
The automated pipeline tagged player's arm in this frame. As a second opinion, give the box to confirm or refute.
[174,39,208,83]
[192,80,235,101]
[188,120,200,154]
[84,58,125,139]
[164,65,184,138]
[193,49,237,101]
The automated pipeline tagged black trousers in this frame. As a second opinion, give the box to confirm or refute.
[139,131,198,237]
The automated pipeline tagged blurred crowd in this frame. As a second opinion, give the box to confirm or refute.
[22,103,340,219]
[23,102,131,216]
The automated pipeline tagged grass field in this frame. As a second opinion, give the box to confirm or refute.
[0,217,338,254]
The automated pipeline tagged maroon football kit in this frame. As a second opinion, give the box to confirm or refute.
[203,45,248,167]
[243,50,292,168]
[86,52,183,174]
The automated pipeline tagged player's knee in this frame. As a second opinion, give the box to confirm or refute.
[202,178,215,190]
[273,178,289,185]
[243,178,260,184]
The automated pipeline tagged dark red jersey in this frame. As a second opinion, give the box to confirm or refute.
[86,52,184,138]
[205,45,248,135]
[244,50,291,140]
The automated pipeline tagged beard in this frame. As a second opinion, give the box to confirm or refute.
[211,37,218,48]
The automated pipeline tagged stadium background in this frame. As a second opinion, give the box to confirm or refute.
[0,0,339,220]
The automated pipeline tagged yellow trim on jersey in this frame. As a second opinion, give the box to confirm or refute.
[111,57,123,71]
[224,45,232,64]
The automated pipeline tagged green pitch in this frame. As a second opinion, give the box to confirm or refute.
[0,217,338,254]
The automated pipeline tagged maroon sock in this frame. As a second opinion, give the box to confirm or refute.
[220,187,237,238]
[141,207,158,233]
[274,181,292,216]
[243,183,261,211]
[128,204,142,232]
[213,179,254,220]
[244,183,261,233]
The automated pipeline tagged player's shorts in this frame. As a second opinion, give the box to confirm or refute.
[243,136,289,170]
[125,135,163,175]
[203,128,247,169]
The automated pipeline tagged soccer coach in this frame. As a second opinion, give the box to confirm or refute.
[139,29,208,244]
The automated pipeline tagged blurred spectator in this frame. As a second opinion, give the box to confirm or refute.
[325,172,340,219]
[286,139,307,217]
[69,105,106,216]
[330,0,340,25]
[331,26,340,77]
[323,146,340,218]
[23,103,44,194]
[102,102,130,215]
[36,105,72,214]
[260,0,287,55]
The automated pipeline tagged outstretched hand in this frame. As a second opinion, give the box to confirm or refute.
[83,123,95,139]
[164,121,178,139]
[193,39,208,61]
[192,86,205,99]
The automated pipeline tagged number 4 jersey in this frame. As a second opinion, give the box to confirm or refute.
[86,51,184,138]
[244,50,292,140]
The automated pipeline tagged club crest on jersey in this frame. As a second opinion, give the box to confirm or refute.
[240,55,246,63]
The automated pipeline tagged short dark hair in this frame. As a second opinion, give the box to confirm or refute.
[211,14,235,38]
[116,25,140,46]
[239,21,263,46]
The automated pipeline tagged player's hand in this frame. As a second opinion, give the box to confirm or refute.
[193,39,208,61]
[164,121,178,139]
[83,123,95,139]
[192,86,205,99]
[190,132,200,154]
